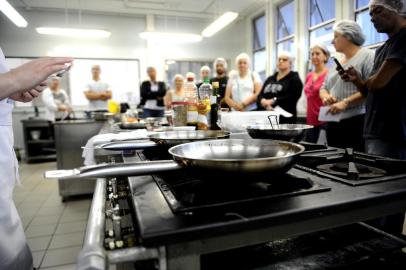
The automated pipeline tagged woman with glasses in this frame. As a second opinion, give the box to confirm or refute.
[257,51,303,123]
[320,20,374,151]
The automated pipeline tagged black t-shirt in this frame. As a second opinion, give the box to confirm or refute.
[257,71,303,118]
[210,76,229,99]
[364,28,406,143]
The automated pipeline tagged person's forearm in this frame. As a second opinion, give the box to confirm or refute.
[225,97,240,110]
[84,91,103,100]
[319,89,330,99]
[0,72,20,99]
[343,92,364,106]
[242,94,258,107]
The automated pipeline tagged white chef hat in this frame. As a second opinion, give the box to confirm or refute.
[333,20,366,46]
[370,0,406,17]
[213,58,228,70]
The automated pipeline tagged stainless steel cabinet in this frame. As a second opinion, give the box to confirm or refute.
[54,120,105,200]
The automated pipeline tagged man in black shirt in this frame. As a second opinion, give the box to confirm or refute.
[139,67,167,117]
[339,0,406,235]
[210,58,229,108]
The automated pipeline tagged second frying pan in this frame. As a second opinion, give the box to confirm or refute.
[101,130,230,151]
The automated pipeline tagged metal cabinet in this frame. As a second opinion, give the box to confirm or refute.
[54,120,105,200]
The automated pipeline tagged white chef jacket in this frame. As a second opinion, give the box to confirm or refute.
[0,48,32,269]
[42,88,70,121]
[85,80,111,110]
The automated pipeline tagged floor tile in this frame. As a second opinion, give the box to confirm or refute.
[49,232,84,249]
[40,263,76,270]
[55,221,87,235]
[37,207,64,217]
[32,250,46,268]
[41,246,82,268]
[27,235,52,251]
[30,215,60,226]
[25,223,57,238]
[60,211,89,223]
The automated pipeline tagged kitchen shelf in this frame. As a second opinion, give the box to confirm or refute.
[22,119,56,163]
[26,154,57,162]
[27,139,55,144]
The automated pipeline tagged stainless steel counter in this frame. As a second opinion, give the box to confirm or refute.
[54,120,105,200]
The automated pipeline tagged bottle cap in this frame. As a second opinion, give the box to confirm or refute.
[203,78,210,83]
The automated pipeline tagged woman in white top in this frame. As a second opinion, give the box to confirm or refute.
[165,74,186,109]
[225,53,262,111]
[0,50,73,270]
[42,76,72,121]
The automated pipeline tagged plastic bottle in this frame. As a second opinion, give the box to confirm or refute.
[197,78,212,130]
[184,78,198,126]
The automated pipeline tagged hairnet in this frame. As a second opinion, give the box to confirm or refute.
[333,20,366,46]
[278,50,295,63]
[235,53,251,67]
[200,65,211,73]
[185,72,195,79]
[370,0,406,17]
[213,57,228,70]
[310,43,331,61]
[173,74,184,83]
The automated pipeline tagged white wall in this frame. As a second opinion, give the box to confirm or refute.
[0,8,245,150]
[0,9,246,81]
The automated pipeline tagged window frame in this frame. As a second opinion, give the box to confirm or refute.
[275,0,295,62]
[354,1,385,49]
[252,13,267,79]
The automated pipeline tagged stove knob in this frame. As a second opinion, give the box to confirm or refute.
[105,229,114,238]
[115,240,124,248]
[108,241,115,250]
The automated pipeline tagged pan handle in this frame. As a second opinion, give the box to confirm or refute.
[44,160,182,180]
[101,140,158,151]
[268,115,279,129]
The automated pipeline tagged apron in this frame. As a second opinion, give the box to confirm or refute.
[0,48,32,270]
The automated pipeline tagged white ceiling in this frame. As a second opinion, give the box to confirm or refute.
[10,0,267,19]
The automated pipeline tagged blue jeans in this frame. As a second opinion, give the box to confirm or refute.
[142,108,164,118]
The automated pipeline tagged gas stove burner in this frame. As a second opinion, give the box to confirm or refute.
[317,162,387,180]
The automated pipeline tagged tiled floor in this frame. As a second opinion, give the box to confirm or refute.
[14,162,92,269]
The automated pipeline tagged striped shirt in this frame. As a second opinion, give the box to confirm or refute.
[322,48,375,120]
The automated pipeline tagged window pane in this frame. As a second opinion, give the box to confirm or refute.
[309,23,335,53]
[276,39,295,59]
[253,15,266,50]
[277,1,295,40]
[356,11,387,46]
[309,0,335,27]
[356,0,370,9]
[254,50,267,80]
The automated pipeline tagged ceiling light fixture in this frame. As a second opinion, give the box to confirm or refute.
[0,0,28,27]
[36,27,111,39]
[139,32,202,43]
[202,12,238,38]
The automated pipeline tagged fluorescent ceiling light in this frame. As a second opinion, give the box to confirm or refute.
[139,32,202,43]
[36,27,111,39]
[0,0,28,27]
[202,12,238,38]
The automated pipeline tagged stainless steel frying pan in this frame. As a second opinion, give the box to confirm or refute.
[247,115,313,142]
[45,139,305,180]
[101,130,230,151]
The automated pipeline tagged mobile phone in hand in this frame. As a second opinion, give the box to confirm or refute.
[333,57,345,72]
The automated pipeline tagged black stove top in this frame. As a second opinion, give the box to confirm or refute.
[298,148,406,186]
[136,150,330,214]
